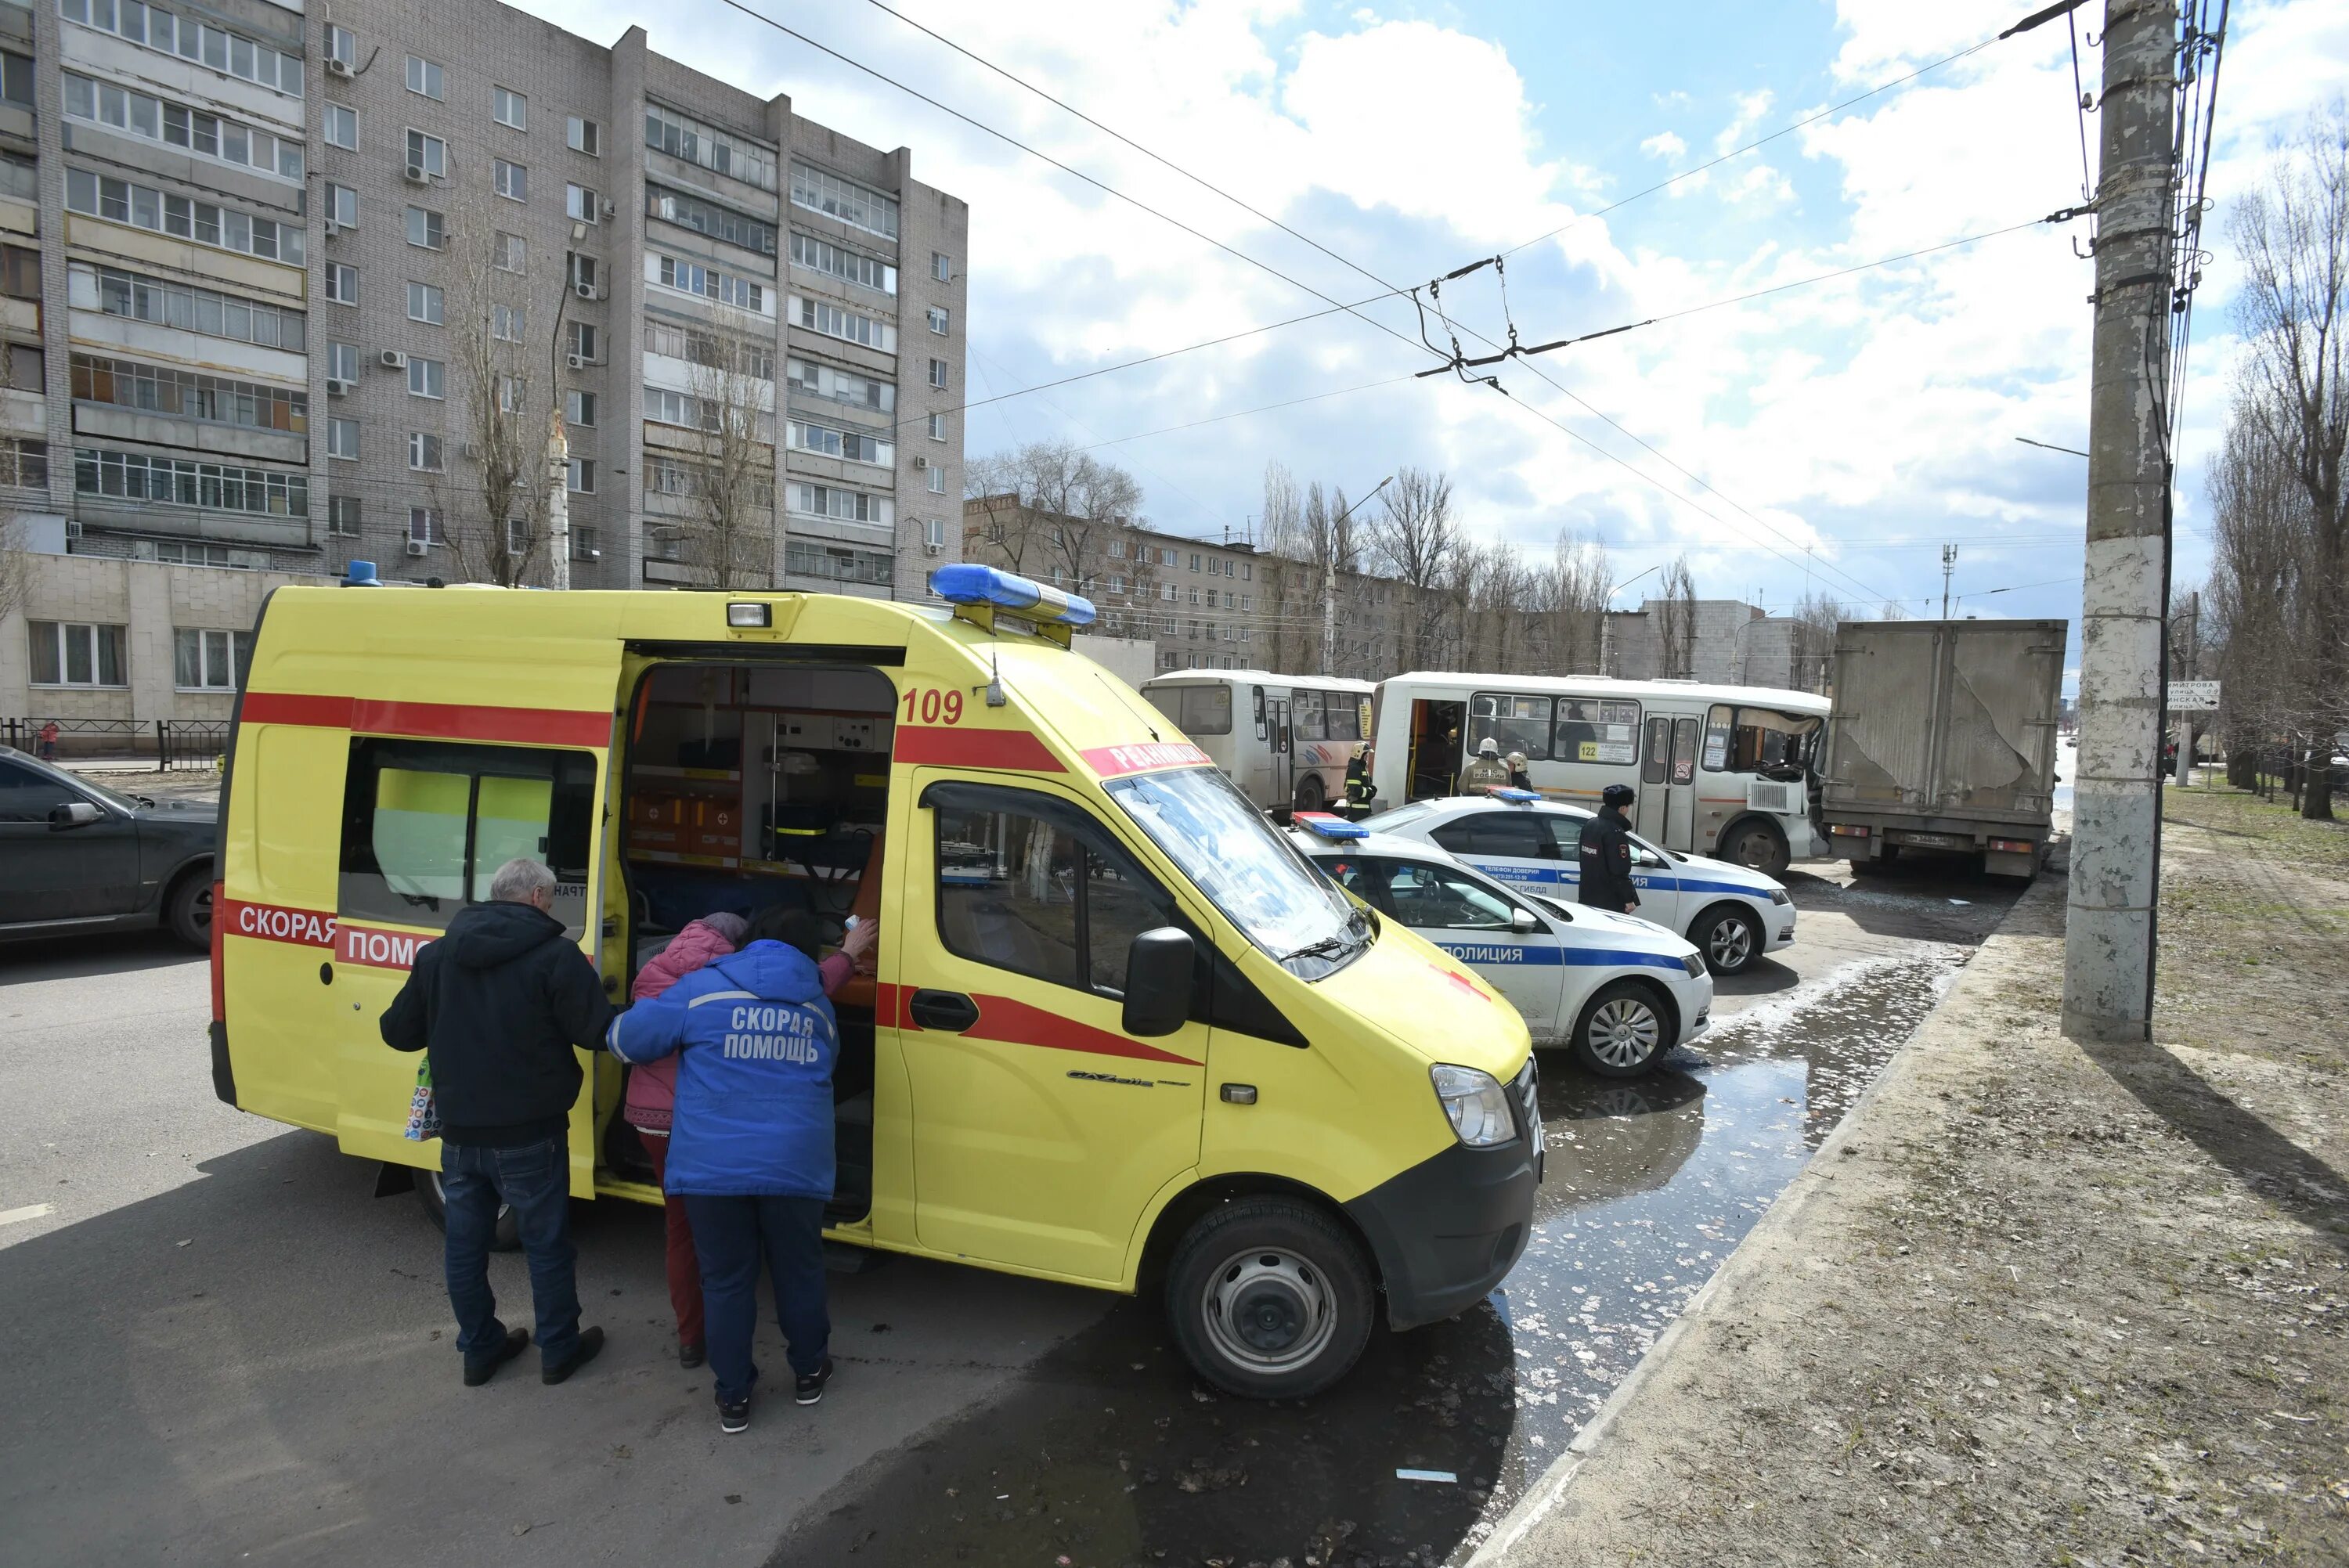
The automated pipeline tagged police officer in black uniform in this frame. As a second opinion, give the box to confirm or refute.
[1578,782,1641,914]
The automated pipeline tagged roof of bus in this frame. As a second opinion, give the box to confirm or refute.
[1381,671,1830,715]
[1141,669,1377,692]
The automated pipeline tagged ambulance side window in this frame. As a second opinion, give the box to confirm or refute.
[930,783,1177,999]
[338,737,597,934]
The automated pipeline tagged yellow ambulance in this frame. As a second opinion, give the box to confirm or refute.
[207,564,1539,1396]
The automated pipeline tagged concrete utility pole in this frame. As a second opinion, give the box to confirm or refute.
[1320,476,1391,676]
[2064,0,2178,1044]
[546,409,572,592]
[1940,543,1958,618]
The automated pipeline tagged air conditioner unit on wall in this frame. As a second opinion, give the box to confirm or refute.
[380,350,408,369]
[327,377,352,396]
[323,218,341,237]
[566,353,586,369]
[924,542,943,556]
[574,282,598,301]
[912,455,929,469]
[325,58,353,78]
[406,539,429,557]
[405,163,440,185]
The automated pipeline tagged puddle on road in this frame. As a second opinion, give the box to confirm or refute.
[778,953,1963,1568]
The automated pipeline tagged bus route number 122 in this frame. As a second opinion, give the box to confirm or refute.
[901,687,965,726]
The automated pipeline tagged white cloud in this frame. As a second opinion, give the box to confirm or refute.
[1715,88,1776,153]
[1640,131,1687,161]
[1653,89,1693,110]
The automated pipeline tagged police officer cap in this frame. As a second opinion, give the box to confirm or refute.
[1602,783,1636,807]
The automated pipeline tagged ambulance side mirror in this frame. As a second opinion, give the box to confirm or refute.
[1121,927,1195,1038]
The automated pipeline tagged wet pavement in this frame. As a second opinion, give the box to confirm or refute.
[778,862,2019,1568]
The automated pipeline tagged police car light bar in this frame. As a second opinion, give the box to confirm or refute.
[930,564,1097,627]
[1293,811,1369,840]
[1490,787,1542,803]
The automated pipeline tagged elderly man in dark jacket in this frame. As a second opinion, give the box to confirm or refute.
[383,856,613,1387]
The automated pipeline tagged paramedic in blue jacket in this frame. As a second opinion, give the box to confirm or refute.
[608,907,864,1433]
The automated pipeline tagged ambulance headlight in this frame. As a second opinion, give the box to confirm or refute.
[1431,1064,1515,1148]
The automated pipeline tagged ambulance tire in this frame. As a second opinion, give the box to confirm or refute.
[1166,1196,1374,1400]
[417,1170,524,1252]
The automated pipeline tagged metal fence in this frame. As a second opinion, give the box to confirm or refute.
[3,717,230,770]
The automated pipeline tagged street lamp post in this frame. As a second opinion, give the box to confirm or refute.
[1321,475,1392,676]
[1597,562,1665,677]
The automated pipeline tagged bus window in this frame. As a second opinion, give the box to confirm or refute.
[1703,706,1821,779]
[1558,697,1640,765]
[1292,689,1326,741]
[1325,694,1360,743]
[1467,692,1551,758]
[1181,685,1232,736]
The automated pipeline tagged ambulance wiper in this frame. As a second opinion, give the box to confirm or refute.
[1279,907,1368,967]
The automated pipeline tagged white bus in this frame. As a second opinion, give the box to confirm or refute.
[1369,672,1831,873]
[1139,670,1376,812]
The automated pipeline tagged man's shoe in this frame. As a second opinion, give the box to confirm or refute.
[464,1327,529,1387]
[679,1339,705,1369]
[793,1357,833,1406]
[718,1396,750,1434]
[541,1325,605,1385]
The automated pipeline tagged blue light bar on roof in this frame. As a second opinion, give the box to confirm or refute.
[1490,787,1542,803]
[1294,810,1369,840]
[930,564,1097,626]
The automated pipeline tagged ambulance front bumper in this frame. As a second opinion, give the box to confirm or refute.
[1344,1091,1539,1331]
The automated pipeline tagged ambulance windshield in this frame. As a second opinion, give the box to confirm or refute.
[1105,766,1365,977]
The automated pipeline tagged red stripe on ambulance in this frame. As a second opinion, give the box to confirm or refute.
[220,898,430,971]
[240,691,610,749]
[1078,742,1211,778]
[893,725,1065,771]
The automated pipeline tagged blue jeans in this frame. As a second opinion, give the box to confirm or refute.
[442,1135,581,1371]
[683,1194,829,1404]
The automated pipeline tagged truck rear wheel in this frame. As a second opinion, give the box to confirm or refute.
[417,1170,522,1252]
[1166,1196,1373,1399]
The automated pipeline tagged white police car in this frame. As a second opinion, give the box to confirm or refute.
[1286,813,1712,1077]
[1363,793,1796,975]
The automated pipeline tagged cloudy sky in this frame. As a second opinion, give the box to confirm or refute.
[523,0,2348,643]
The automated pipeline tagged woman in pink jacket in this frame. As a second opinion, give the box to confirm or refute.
[626,910,876,1366]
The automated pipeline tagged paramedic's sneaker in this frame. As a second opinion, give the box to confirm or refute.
[540,1325,605,1385]
[679,1339,706,1369]
[718,1396,751,1435]
[464,1327,529,1387]
[794,1357,833,1405]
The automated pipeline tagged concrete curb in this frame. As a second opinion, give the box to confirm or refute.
[1469,863,2073,1565]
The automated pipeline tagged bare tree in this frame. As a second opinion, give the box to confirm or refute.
[442,219,562,586]
[1654,555,1698,678]
[0,508,28,629]
[1362,467,1460,670]
[1535,528,1611,675]
[673,310,778,589]
[1789,589,1846,691]
[2227,103,2349,816]
[963,441,1146,593]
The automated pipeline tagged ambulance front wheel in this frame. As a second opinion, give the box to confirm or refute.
[1166,1196,1373,1400]
[416,1170,522,1252]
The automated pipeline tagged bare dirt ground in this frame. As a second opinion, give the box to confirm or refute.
[1486,785,2349,1566]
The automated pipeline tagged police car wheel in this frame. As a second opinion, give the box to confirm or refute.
[417,1170,524,1252]
[1694,904,1760,975]
[1569,980,1669,1079]
[1167,1196,1373,1400]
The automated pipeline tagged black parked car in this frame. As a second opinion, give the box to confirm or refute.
[0,745,217,949]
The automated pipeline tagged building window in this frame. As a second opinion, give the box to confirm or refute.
[788,161,897,238]
[493,160,527,202]
[406,280,443,325]
[407,357,444,398]
[61,71,303,180]
[928,359,947,390]
[926,517,946,549]
[567,252,600,293]
[327,418,358,460]
[0,153,31,203]
[648,186,774,254]
[571,524,599,561]
[405,128,446,179]
[74,448,307,515]
[409,506,442,546]
[567,183,601,225]
[645,103,778,192]
[567,115,601,156]
[0,436,45,488]
[492,305,525,343]
[74,355,309,434]
[788,482,891,525]
[328,495,361,536]
[324,103,356,149]
[567,320,597,362]
[3,343,40,395]
[565,390,596,427]
[323,263,357,305]
[173,628,249,690]
[655,254,764,312]
[788,231,893,294]
[493,86,526,130]
[567,457,595,493]
[29,622,128,688]
[787,418,889,465]
[406,56,444,100]
[784,541,893,586]
[407,431,442,471]
[496,375,525,413]
[405,205,444,249]
[927,467,946,495]
[927,306,948,335]
[325,182,357,229]
[785,356,892,413]
[494,232,526,272]
[927,412,947,442]
[792,295,889,349]
[49,2,309,95]
[327,341,358,383]
[323,23,355,67]
[0,244,33,301]
[933,251,951,283]
[64,168,303,263]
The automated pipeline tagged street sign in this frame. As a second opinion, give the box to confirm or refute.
[2169,680,2221,712]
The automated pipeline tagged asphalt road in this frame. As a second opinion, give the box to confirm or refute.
[0,852,2022,1567]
